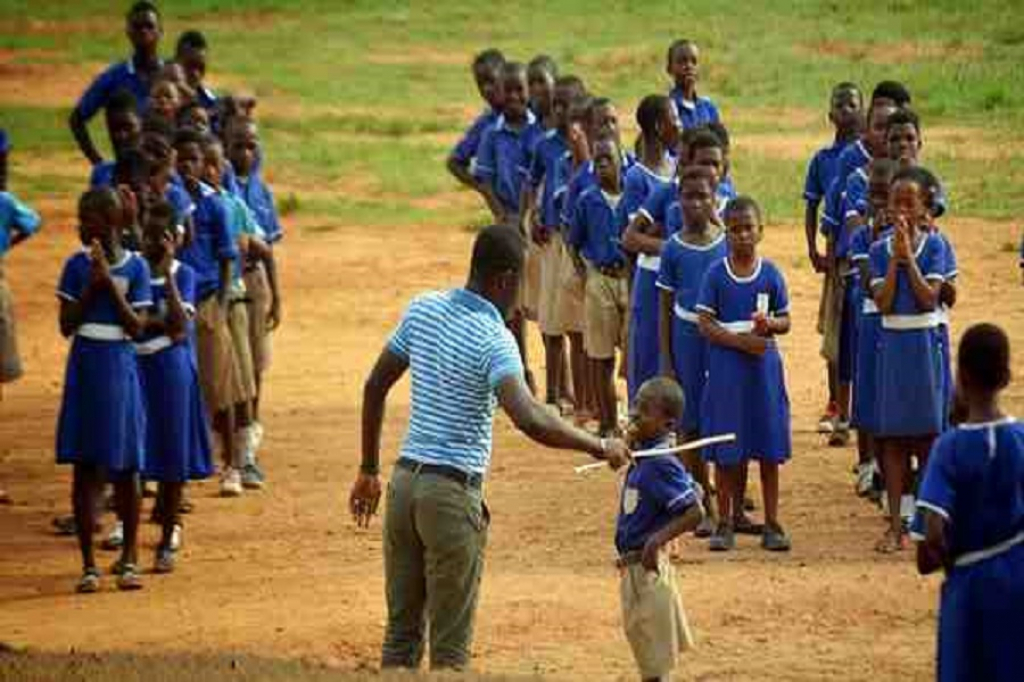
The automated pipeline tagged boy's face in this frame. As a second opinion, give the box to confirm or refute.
[631,392,674,444]
[866,104,897,157]
[593,140,621,188]
[227,124,260,177]
[690,146,724,186]
[175,142,203,186]
[108,111,142,155]
[180,107,211,135]
[142,219,173,262]
[668,43,699,90]
[551,85,575,131]
[527,67,555,115]
[151,81,180,120]
[177,47,207,88]
[829,88,862,132]
[474,64,503,110]
[889,179,928,225]
[867,170,893,219]
[887,122,921,165]
[79,205,117,247]
[680,177,714,226]
[126,10,161,54]
[726,207,762,257]
[588,104,619,144]
[500,71,528,120]
[201,145,224,188]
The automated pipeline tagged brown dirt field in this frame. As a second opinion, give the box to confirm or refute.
[1,186,1023,680]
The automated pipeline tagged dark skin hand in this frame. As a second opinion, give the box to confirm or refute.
[60,240,146,339]
[143,238,188,342]
[642,503,704,571]
[804,202,827,273]
[916,511,949,575]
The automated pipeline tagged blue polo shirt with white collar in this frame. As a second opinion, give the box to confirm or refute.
[668,87,721,130]
[75,57,163,122]
[473,112,544,215]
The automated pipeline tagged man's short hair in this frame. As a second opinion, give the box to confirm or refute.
[471,225,525,281]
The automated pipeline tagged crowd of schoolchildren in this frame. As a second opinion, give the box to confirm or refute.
[448,42,1024,682]
[1,2,283,592]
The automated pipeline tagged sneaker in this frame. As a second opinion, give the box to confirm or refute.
[762,523,792,552]
[241,463,265,490]
[817,402,838,434]
[169,524,183,552]
[250,421,265,450]
[76,567,101,594]
[709,522,735,552]
[220,467,243,497]
[101,521,124,551]
[855,462,876,497]
[828,422,851,447]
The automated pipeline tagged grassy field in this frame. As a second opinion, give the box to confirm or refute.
[1,0,1023,233]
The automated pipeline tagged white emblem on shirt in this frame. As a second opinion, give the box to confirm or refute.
[623,487,639,515]
[756,292,770,316]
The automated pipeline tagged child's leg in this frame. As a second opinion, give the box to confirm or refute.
[568,332,590,420]
[879,439,907,547]
[508,313,534,395]
[542,334,564,405]
[594,357,617,435]
[214,406,235,469]
[72,463,100,570]
[112,474,140,567]
[759,462,780,528]
[715,464,735,526]
[733,461,751,521]
[158,482,182,550]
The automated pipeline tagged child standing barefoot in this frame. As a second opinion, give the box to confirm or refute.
[912,324,1024,682]
[697,196,792,552]
[616,377,703,681]
[57,188,151,592]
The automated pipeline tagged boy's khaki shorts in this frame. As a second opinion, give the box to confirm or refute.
[228,298,257,404]
[196,296,246,414]
[0,260,23,384]
[244,264,273,374]
[553,240,585,335]
[817,266,844,363]
[536,232,567,336]
[620,555,694,680]
[583,263,628,360]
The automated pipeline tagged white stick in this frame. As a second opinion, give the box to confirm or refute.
[573,433,736,474]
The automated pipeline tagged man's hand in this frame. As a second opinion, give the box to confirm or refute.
[602,438,631,470]
[349,472,382,528]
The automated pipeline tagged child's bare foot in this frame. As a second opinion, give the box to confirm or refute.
[874,527,907,554]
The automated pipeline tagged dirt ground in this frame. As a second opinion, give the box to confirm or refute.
[1,187,1022,681]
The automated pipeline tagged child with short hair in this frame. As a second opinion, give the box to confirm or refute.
[177,102,212,135]
[912,323,1024,682]
[57,188,152,592]
[527,55,558,127]
[175,30,217,117]
[567,138,629,436]
[665,40,720,131]
[697,196,792,552]
[136,199,212,572]
[616,376,702,682]
[446,49,505,194]
[149,76,185,129]
[70,1,164,165]
[89,89,144,189]
[622,95,678,225]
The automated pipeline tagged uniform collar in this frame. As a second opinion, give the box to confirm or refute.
[125,55,163,76]
[495,109,537,132]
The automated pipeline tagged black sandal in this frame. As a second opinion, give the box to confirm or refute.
[77,567,101,594]
[116,563,143,591]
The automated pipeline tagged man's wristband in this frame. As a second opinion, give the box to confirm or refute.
[359,462,380,476]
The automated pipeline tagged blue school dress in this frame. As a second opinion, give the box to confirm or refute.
[656,232,727,434]
[849,224,890,432]
[934,229,958,430]
[136,260,213,483]
[696,257,791,465]
[869,232,946,437]
[56,250,152,472]
[910,418,1024,682]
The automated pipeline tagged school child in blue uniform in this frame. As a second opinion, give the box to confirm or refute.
[57,188,152,593]
[70,2,164,166]
[175,31,218,125]
[446,49,505,197]
[87,90,144,189]
[665,40,720,131]
[621,95,679,225]
[912,323,1024,682]
[526,55,558,127]
[567,139,629,436]
[615,377,703,682]
[657,167,727,535]
[869,167,947,553]
[136,200,212,573]
[849,159,897,498]
[697,196,792,553]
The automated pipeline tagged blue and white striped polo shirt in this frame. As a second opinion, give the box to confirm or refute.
[388,288,524,475]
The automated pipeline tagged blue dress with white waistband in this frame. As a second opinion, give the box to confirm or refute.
[696,257,791,466]
[656,231,727,433]
[849,224,891,432]
[910,419,1024,682]
[56,250,151,472]
[934,229,958,431]
[868,232,945,437]
[137,260,213,482]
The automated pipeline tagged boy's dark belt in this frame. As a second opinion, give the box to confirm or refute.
[396,457,483,490]
[598,263,628,278]
[616,549,644,568]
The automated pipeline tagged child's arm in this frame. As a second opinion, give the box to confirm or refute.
[68,110,104,166]
[518,182,538,240]
[160,266,189,343]
[621,214,664,256]
[658,288,675,376]
[916,510,950,575]
[446,154,480,192]
[641,503,704,571]
[804,200,825,272]
[904,246,941,312]
[246,235,282,330]
[698,310,768,356]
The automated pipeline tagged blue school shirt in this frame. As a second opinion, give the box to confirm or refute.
[657,232,728,318]
[868,232,945,317]
[911,418,1024,562]
[75,57,162,122]
[803,139,852,206]
[615,438,701,553]
[0,129,9,154]
[696,257,790,334]
[621,162,675,223]
[0,192,41,257]
[525,129,571,229]
[558,151,637,229]
[137,260,198,346]
[668,88,720,130]
[451,108,500,166]
[233,174,282,244]
[474,113,544,215]
[57,249,153,325]
[640,179,733,231]
[176,185,238,301]
[822,140,871,232]
[567,186,627,268]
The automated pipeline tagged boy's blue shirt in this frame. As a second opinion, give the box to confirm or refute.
[524,129,571,228]
[176,183,238,301]
[668,87,720,130]
[451,107,500,166]
[232,173,282,244]
[567,185,627,268]
[803,138,854,207]
[473,111,544,215]
[75,57,163,122]
[0,192,41,257]
[822,139,871,232]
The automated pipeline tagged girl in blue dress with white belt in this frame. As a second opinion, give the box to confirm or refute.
[137,200,212,573]
[869,167,946,553]
[56,188,151,593]
[696,196,792,553]
[656,166,725,535]
[912,323,1024,682]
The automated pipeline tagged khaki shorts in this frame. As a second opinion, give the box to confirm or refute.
[620,555,694,680]
[196,296,245,414]
[817,266,844,363]
[583,263,628,360]
[228,298,257,403]
[521,238,542,321]
[554,240,585,334]
[0,260,23,384]
[536,232,567,336]
[244,264,273,374]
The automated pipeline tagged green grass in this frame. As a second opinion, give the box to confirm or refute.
[2,0,1023,228]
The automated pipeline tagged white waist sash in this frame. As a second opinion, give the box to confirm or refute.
[673,303,699,324]
[955,530,1024,568]
[77,323,127,341]
[135,336,174,355]
[881,312,941,330]
[637,254,661,272]
[862,298,880,315]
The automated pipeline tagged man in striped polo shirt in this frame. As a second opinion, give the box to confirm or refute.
[350,224,630,671]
